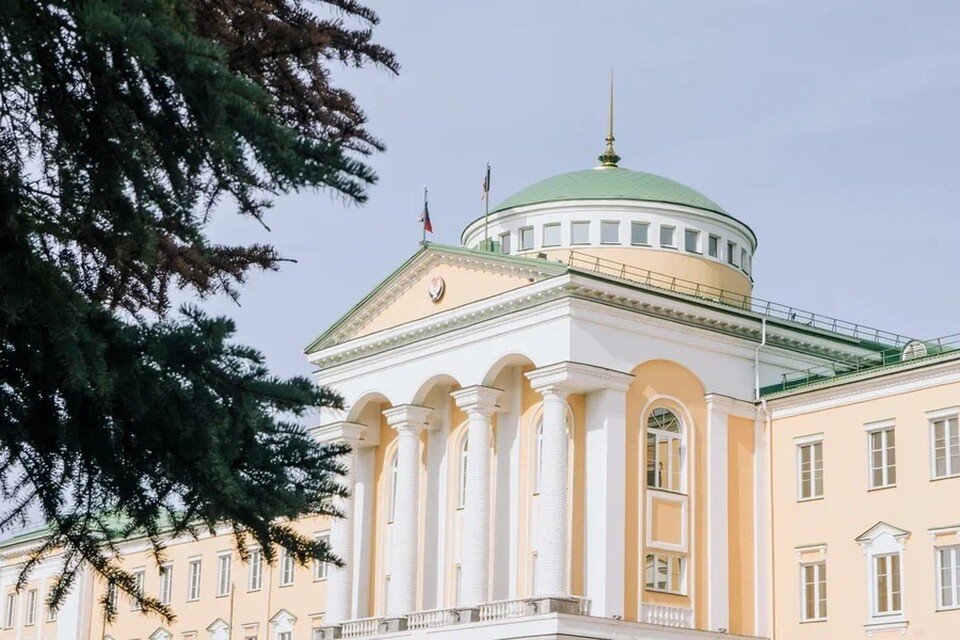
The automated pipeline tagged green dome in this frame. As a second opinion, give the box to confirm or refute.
[492,167,728,215]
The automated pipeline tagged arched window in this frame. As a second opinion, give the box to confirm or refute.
[388,450,399,522]
[645,408,684,492]
[458,437,469,508]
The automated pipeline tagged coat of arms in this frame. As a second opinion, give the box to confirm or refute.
[428,276,445,302]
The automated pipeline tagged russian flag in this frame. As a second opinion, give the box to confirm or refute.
[420,199,433,234]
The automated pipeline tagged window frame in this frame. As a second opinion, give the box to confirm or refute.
[659,225,676,249]
[643,552,687,595]
[800,561,827,622]
[937,544,960,610]
[795,435,824,501]
[708,234,720,258]
[630,221,650,246]
[645,407,686,494]
[131,569,145,611]
[727,240,739,266]
[187,558,202,602]
[684,228,701,254]
[280,548,295,587]
[25,589,36,626]
[570,221,591,246]
[866,421,896,490]
[216,552,232,598]
[541,222,561,248]
[518,226,534,251]
[314,533,330,582]
[873,552,903,617]
[600,220,620,245]
[3,593,14,629]
[247,548,263,592]
[159,563,173,606]
[499,231,511,255]
[929,410,960,480]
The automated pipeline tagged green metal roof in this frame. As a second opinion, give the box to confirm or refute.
[492,167,728,215]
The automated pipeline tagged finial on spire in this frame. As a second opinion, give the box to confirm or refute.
[597,71,621,168]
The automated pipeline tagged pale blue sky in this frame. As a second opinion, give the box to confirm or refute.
[203,0,960,386]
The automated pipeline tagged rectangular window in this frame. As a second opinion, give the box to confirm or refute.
[248,549,263,592]
[3,593,14,628]
[25,589,36,625]
[727,241,738,266]
[519,226,534,251]
[631,221,649,246]
[741,248,750,274]
[499,232,511,255]
[530,552,538,596]
[646,430,683,492]
[644,553,686,594]
[106,582,117,613]
[874,553,902,615]
[45,588,57,622]
[217,553,232,597]
[797,440,824,500]
[939,545,960,609]
[932,414,960,478]
[708,234,720,258]
[313,533,329,581]
[280,549,295,587]
[159,564,173,605]
[600,220,620,244]
[684,228,701,253]
[131,570,145,611]
[571,221,590,245]
[659,225,676,248]
[869,427,896,489]
[187,559,202,601]
[277,632,292,640]
[542,223,561,247]
[455,564,463,606]
[801,562,827,621]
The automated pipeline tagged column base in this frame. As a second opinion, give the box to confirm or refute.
[454,607,481,623]
[316,625,342,640]
[533,596,587,615]
[378,617,409,633]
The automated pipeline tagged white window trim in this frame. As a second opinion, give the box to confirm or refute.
[314,532,330,582]
[518,226,534,251]
[600,220,620,245]
[799,561,827,622]
[935,544,960,611]
[570,220,591,246]
[131,568,146,611]
[683,228,701,254]
[216,551,232,598]
[159,563,173,606]
[929,411,960,480]
[630,221,650,246]
[541,222,561,248]
[659,225,677,249]
[856,523,909,628]
[187,558,202,602]
[498,231,511,255]
[865,421,896,490]
[643,552,687,595]
[280,549,295,587]
[707,233,720,258]
[247,547,263,592]
[795,434,824,501]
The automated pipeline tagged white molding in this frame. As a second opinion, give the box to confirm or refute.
[309,421,371,447]
[524,361,633,394]
[925,406,959,420]
[383,405,434,431]
[793,433,823,446]
[645,490,689,553]
[863,419,895,432]
[704,393,757,420]
[794,543,827,558]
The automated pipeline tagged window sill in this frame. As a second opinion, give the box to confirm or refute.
[215,593,230,599]
[864,619,907,631]
[631,242,651,247]
[279,583,294,589]
[936,604,960,612]
[643,587,687,597]
[600,241,621,246]
[932,473,960,482]
[542,244,560,249]
[661,245,678,250]
[797,496,824,503]
[799,618,827,624]
[867,484,896,492]
[247,588,262,594]
[313,577,328,583]
[187,597,199,603]
[570,242,591,246]
[646,486,688,497]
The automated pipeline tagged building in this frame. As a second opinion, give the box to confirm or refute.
[2,113,959,640]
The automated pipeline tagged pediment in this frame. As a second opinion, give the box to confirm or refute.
[305,243,565,352]
[856,521,910,543]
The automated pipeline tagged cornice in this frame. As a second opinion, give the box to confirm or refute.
[525,361,634,393]
[308,421,373,447]
[450,385,503,415]
[705,393,759,419]
[767,356,960,419]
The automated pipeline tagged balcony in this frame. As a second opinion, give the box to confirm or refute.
[320,598,745,640]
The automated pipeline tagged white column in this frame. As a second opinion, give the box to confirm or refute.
[705,395,729,633]
[584,383,631,617]
[310,422,370,625]
[383,405,433,617]
[534,383,569,596]
[451,385,502,606]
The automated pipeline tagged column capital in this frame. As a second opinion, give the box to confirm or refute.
[525,361,633,394]
[309,421,375,448]
[450,385,503,417]
[704,393,758,419]
[383,404,433,434]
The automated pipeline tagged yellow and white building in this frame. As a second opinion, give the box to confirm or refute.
[3,130,960,640]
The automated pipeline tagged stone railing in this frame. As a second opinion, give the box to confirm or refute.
[478,597,535,621]
[639,603,693,628]
[406,607,461,630]
[340,616,383,638]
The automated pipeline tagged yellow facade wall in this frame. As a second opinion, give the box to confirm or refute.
[727,415,755,637]
[770,379,960,640]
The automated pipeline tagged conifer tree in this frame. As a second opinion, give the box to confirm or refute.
[0,0,397,620]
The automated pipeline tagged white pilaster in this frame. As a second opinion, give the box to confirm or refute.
[310,421,371,625]
[382,404,433,617]
[450,385,502,606]
[525,361,633,599]
[584,379,632,617]
[705,395,730,633]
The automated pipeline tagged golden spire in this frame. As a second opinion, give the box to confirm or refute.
[597,72,621,168]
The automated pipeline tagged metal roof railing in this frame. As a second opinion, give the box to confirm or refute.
[565,250,914,349]
[769,333,960,393]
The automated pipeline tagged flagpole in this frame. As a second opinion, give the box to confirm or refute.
[483,163,491,250]
[422,186,427,246]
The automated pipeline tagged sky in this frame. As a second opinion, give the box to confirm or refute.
[200,0,960,391]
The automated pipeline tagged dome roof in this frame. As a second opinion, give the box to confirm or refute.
[491,167,728,216]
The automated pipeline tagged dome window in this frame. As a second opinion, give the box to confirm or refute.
[631,222,650,246]
[684,229,701,254]
[519,226,534,251]
[571,221,590,245]
[708,234,720,258]
[727,241,739,267]
[542,223,561,248]
[499,231,511,254]
[659,225,677,249]
[601,221,620,245]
